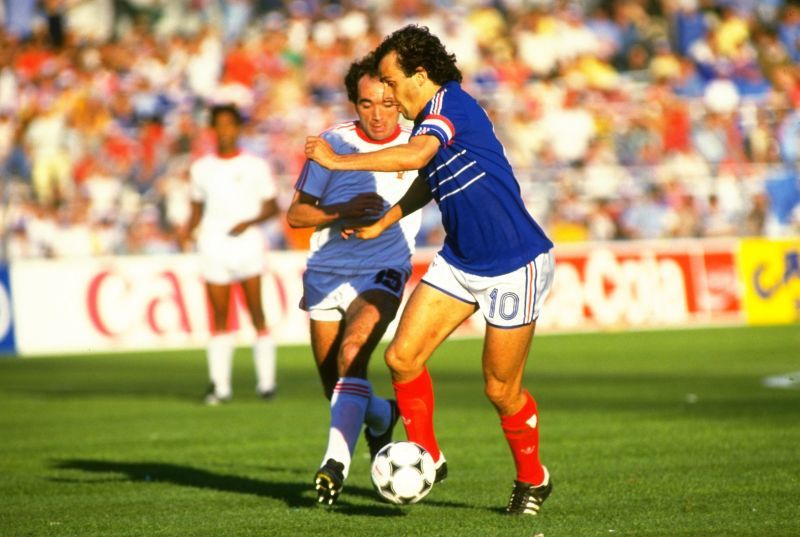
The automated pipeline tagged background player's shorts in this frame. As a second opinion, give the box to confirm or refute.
[198,232,265,285]
[301,266,410,321]
[421,251,554,328]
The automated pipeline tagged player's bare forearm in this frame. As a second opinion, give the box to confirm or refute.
[287,191,383,228]
[323,145,422,172]
[305,134,440,172]
[287,202,336,228]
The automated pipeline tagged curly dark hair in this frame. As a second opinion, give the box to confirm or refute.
[373,25,462,85]
[344,53,379,104]
[209,103,243,127]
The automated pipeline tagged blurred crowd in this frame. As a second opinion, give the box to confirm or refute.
[1,0,799,261]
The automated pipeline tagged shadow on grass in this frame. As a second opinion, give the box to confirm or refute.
[52,459,469,515]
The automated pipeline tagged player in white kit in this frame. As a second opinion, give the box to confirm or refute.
[180,104,280,405]
[286,54,421,505]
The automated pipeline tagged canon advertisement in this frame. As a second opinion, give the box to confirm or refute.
[7,239,747,356]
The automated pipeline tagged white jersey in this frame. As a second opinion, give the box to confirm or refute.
[296,121,421,274]
[190,150,277,245]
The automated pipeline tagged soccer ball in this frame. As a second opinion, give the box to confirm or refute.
[370,441,436,504]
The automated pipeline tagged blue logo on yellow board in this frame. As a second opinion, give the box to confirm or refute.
[754,250,800,299]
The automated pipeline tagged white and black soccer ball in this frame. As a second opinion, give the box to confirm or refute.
[370,441,436,505]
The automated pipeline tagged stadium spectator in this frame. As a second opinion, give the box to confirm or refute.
[4,0,38,40]
[764,146,800,236]
[178,104,280,405]
[620,184,675,239]
[24,101,73,208]
[778,2,800,63]
[701,193,739,237]
[287,54,420,506]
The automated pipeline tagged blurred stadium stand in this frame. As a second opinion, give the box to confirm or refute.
[1,0,799,262]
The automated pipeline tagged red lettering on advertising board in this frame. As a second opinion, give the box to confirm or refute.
[88,267,197,338]
[87,271,123,337]
[146,272,191,334]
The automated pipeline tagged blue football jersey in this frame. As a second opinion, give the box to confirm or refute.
[412,81,553,276]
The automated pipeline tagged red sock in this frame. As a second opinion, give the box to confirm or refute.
[393,368,441,462]
[500,391,545,485]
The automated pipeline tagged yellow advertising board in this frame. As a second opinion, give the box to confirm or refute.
[738,238,800,325]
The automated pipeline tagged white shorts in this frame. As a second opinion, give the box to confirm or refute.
[421,251,554,328]
[198,232,264,285]
[301,266,410,321]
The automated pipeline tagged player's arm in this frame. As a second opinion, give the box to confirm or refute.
[286,190,384,228]
[229,198,280,236]
[349,173,432,240]
[305,134,440,172]
[177,200,203,251]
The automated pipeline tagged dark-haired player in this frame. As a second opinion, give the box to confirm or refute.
[180,104,280,405]
[305,26,555,515]
[288,54,421,505]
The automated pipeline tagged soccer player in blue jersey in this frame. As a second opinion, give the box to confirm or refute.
[305,25,555,515]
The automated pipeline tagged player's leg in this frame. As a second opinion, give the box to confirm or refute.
[309,319,343,400]
[344,291,403,459]
[309,317,350,505]
[240,274,276,397]
[205,282,234,403]
[482,322,543,480]
[338,289,400,378]
[482,322,552,514]
[386,281,476,474]
[321,289,401,477]
[303,272,352,504]
[475,251,555,514]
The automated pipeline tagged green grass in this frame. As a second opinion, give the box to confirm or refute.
[1,324,799,537]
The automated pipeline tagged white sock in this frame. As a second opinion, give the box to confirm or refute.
[208,333,234,398]
[321,377,371,478]
[253,333,276,394]
[364,393,391,436]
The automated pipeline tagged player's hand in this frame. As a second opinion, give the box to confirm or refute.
[305,136,337,168]
[339,192,384,220]
[229,222,250,236]
[349,220,385,241]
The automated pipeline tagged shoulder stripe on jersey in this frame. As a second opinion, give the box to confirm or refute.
[438,171,486,201]
[431,161,477,193]
[430,88,447,115]
[430,92,441,114]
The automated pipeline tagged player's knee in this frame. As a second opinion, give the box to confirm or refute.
[385,341,418,377]
[484,379,515,410]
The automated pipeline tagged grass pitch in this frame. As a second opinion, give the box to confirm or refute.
[1,324,798,537]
